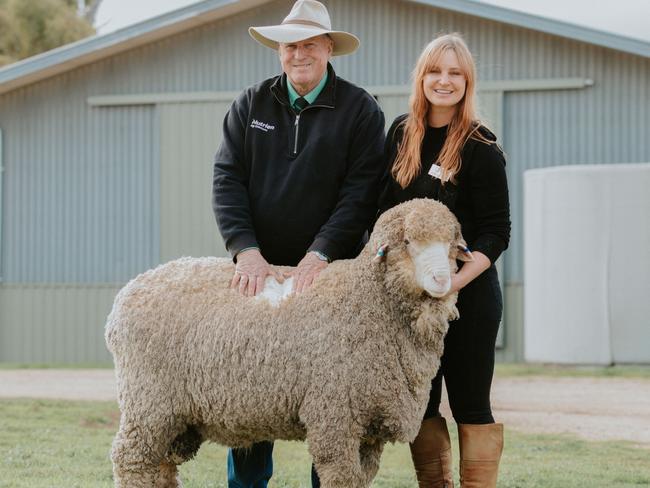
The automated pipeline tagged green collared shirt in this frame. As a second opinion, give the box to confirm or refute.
[287,71,328,111]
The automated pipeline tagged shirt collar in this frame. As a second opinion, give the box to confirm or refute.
[287,70,329,109]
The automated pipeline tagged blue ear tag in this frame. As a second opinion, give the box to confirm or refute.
[374,244,389,262]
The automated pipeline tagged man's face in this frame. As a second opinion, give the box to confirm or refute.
[279,35,333,95]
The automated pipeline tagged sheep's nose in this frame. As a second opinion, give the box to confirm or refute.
[433,272,450,285]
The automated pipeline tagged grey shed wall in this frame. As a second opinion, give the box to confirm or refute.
[1,0,649,362]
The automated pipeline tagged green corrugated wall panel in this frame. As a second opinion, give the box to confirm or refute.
[0,284,120,363]
[0,0,649,364]
[0,97,159,283]
[1,0,649,285]
[159,102,231,262]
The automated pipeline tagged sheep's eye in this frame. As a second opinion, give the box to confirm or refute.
[403,238,410,245]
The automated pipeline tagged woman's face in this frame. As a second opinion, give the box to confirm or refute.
[422,49,467,111]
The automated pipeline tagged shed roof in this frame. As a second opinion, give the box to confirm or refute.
[1,0,648,95]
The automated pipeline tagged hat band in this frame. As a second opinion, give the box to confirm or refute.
[282,19,329,30]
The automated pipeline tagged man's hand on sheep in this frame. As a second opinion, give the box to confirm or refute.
[291,252,328,294]
[231,248,285,296]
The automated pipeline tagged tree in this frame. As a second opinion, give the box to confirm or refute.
[62,0,103,24]
[0,0,97,68]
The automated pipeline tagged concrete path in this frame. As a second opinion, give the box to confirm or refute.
[1,370,649,446]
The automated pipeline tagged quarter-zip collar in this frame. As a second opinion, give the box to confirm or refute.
[271,62,337,110]
[287,71,328,109]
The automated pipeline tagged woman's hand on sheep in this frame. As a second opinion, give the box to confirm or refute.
[231,249,285,297]
[291,252,328,294]
[447,251,492,296]
[449,273,464,294]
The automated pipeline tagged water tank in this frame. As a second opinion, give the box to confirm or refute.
[524,163,650,364]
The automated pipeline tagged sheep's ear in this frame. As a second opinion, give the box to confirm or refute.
[370,205,407,251]
[457,240,474,262]
[373,244,389,263]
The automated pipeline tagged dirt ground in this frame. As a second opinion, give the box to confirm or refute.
[1,370,649,446]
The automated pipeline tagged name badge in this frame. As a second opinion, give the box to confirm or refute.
[428,164,442,180]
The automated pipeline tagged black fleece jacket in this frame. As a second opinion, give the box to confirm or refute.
[379,115,511,264]
[213,63,385,266]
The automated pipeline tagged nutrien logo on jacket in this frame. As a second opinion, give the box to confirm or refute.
[250,119,275,132]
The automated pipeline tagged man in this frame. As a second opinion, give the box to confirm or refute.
[212,0,385,486]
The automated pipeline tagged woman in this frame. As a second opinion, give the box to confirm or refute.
[379,33,511,487]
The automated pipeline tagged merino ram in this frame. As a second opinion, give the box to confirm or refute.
[105,198,472,488]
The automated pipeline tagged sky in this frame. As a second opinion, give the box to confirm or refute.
[95,0,650,42]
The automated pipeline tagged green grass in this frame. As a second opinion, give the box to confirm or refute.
[495,363,650,379]
[1,399,649,487]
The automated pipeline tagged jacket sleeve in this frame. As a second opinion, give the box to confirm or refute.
[307,106,386,261]
[212,92,258,259]
[467,142,511,264]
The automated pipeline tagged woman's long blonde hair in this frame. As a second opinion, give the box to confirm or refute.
[392,33,486,187]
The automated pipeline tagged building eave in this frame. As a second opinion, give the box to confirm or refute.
[0,0,648,96]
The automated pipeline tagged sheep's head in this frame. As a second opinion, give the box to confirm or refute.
[370,199,472,299]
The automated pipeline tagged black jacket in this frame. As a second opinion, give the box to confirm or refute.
[379,114,510,264]
[213,64,385,266]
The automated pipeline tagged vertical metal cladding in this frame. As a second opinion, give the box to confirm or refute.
[504,46,650,282]
[334,0,650,284]
[0,0,648,286]
[0,284,118,362]
[0,127,3,280]
[329,0,650,286]
[0,81,158,283]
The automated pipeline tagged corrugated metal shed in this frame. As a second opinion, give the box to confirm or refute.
[2,97,158,283]
[1,0,649,363]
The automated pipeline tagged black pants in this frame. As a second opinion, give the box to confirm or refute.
[424,266,503,424]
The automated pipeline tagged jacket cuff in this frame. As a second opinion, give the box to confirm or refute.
[228,233,259,262]
[308,238,341,263]
[470,235,506,264]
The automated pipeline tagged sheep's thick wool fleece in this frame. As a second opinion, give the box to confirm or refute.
[106,199,459,450]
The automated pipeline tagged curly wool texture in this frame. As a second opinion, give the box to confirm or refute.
[106,198,464,488]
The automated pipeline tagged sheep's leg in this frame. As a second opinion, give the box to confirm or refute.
[155,461,183,488]
[359,440,384,486]
[309,435,366,488]
[111,413,183,488]
[111,425,160,487]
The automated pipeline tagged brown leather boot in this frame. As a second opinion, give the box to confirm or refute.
[409,416,454,487]
[458,423,504,488]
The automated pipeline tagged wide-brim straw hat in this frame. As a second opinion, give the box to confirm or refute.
[249,0,360,56]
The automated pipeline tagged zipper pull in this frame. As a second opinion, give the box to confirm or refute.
[293,114,300,154]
